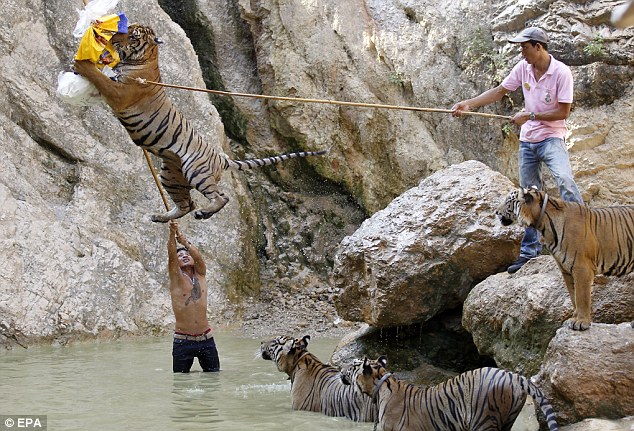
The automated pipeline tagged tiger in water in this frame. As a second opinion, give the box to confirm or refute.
[260,335,375,422]
[74,23,326,222]
[340,355,559,431]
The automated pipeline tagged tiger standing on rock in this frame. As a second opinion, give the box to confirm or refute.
[73,23,326,223]
[259,335,375,422]
[497,187,634,330]
[341,356,559,431]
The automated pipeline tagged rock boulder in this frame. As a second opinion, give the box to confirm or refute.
[334,160,521,327]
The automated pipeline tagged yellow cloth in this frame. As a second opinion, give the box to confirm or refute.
[74,14,121,68]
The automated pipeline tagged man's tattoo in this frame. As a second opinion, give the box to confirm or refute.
[185,275,201,306]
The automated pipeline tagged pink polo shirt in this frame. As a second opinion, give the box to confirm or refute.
[501,55,573,143]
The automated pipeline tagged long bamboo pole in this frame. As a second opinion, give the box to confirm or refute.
[136,78,512,120]
[143,150,171,211]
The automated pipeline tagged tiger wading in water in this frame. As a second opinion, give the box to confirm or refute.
[341,356,559,431]
[259,335,375,422]
[74,23,326,223]
[496,187,634,330]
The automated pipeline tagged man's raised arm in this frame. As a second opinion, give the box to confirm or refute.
[168,221,181,278]
[174,224,206,276]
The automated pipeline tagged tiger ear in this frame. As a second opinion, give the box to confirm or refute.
[301,335,311,347]
[363,357,372,375]
[522,188,534,204]
[377,355,388,368]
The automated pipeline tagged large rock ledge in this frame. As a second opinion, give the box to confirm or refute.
[463,256,634,375]
[536,323,634,426]
[331,160,634,429]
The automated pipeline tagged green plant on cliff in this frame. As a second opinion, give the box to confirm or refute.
[463,27,509,84]
[583,33,605,57]
[502,123,514,138]
[389,71,406,87]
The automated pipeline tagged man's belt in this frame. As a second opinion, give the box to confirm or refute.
[173,328,212,342]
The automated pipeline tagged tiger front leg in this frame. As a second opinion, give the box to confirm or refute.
[564,266,594,331]
[560,272,577,318]
[72,60,137,111]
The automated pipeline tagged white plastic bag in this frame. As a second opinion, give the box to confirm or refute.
[59,0,121,106]
[56,72,101,106]
[73,0,120,38]
[56,67,116,106]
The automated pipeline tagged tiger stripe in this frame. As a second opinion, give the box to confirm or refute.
[260,335,375,422]
[341,356,558,431]
[496,188,634,330]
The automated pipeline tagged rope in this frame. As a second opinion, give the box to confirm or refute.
[135,78,512,120]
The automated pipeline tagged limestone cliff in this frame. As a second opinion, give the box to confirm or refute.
[0,0,631,347]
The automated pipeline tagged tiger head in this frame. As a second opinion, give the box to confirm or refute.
[496,189,521,226]
[111,23,163,63]
[496,187,545,227]
[340,355,388,397]
[339,358,364,386]
[260,335,310,375]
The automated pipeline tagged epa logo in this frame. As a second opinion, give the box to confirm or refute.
[2,416,46,430]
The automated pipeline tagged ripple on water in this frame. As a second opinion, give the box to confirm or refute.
[0,334,372,431]
[235,382,291,398]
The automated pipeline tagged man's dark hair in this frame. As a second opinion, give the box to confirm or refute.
[529,40,548,51]
[176,245,188,253]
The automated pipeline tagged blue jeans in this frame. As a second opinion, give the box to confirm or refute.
[518,137,583,258]
[172,336,220,373]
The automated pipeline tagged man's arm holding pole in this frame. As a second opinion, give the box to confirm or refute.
[173,223,206,276]
[451,84,510,117]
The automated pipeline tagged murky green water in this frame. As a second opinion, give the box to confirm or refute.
[1,331,538,430]
[0,332,371,431]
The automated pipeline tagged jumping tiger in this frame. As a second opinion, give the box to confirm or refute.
[496,187,634,330]
[259,335,375,422]
[341,355,559,431]
[74,23,326,222]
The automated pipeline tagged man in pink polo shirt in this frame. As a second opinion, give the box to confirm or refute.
[452,27,582,274]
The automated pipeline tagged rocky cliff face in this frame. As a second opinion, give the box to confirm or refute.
[0,0,631,347]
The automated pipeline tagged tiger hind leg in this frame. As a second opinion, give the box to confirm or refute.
[193,192,229,219]
[150,159,196,223]
[151,201,196,223]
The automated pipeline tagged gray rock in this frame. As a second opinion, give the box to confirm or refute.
[463,256,634,376]
[333,160,521,327]
[535,323,634,426]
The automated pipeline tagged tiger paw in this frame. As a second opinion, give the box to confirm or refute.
[564,318,591,331]
[151,214,170,223]
[194,197,229,219]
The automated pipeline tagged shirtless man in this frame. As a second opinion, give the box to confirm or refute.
[168,220,220,373]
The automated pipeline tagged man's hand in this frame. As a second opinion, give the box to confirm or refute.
[451,101,471,118]
[168,220,178,241]
[171,221,189,247]
[511,111,531,126]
